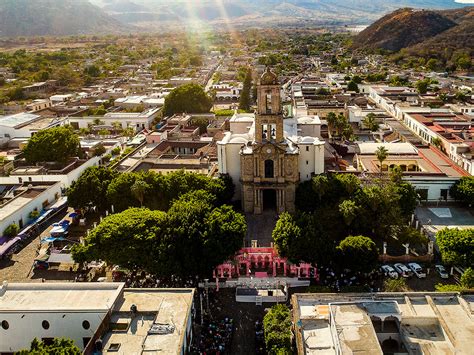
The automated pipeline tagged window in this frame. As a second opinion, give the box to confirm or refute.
[306,146,309,152]
[306,160,309,165]
[264,160,274,178]
[440,189,448,201]
[1,320,9,330]
[82,320,90,330]
[42,320,50,330]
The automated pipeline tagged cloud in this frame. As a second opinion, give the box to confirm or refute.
[455,0,474,3]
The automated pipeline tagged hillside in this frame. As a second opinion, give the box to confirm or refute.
[352,8,457,51]
[90,0,465,29]
[0,0,131,37]
[352,6,474,52]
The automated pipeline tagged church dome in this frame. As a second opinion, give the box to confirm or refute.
[260,67,278,85]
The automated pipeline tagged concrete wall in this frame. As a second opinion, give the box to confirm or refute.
[406,177,458,202]
[0,310,107,352]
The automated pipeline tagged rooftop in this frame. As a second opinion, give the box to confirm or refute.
[101,288,194,354]
[293,292,474,355]
[0,282,124,312]
[0,112,41,129]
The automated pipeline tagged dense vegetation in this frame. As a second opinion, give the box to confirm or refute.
[436,228,474,267]
[263,304,292,355]
[450,177,474,206]
[17,338,81,355]
[162,84,212,116]
[67,168,235,212]
[72,190,246,278]
[23,126,81,164]
[273,172,420,268]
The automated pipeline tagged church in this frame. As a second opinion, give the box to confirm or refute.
[217,68,325,214]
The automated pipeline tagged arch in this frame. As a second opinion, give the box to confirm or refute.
[265,159,274,178]
[407,164,418,172]
[381,338,399,353]
[399,164,407,171]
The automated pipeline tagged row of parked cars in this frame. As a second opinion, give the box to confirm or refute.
[381,263,449,279]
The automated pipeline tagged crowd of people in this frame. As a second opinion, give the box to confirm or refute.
[112,268,198,288]
[192,317,234,354]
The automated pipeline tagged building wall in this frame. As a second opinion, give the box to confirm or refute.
[218,142,242,199]
[298,144,324,181]
[0,182,62,234]
[405,177,458,202]
[0,311,107,352]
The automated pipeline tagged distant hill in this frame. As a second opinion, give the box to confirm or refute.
[353,7,474,53]
[0,0,132,37]
[90,0,466,29]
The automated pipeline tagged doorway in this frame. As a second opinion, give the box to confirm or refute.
[262,189,277,211]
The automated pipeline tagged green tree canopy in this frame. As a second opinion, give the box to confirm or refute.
[23,126,80,163]
[17,337,81,355]
[450,177,474,206]
[239,67,252,111]
[163,84,212,116]
[347,80,359,92]
[460,267,474,289]
[72,191,245,277]
[436,228,474,267]
[337,235,379,273]
[362,113,379,131]
[415,79,429,94]
[263,304,292,355]
[67,166,118,210]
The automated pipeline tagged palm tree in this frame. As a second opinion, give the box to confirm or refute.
[363,113,379,132]
[326,112,337,138]
[112,121,123,132]
[375,146,389,174]
[131,180,148,207]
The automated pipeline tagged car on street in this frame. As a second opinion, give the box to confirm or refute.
[394,263,413,278]
[408,263,426,278]
[381,265,399,279]
[435,264,449,279]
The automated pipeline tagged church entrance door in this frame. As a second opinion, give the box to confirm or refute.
[262,189,277,211]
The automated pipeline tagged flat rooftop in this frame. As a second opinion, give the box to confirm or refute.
[293,293,474,355]
[0,282,124,312]
[102,288,195,354]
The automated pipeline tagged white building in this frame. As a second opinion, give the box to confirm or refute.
[0,112,65,140]
[66,107,161,131]
[0,282,195,354]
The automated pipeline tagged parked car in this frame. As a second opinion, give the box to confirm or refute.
[394,263,413,278]
[435,265,449,279]
[381,265,399,279]
[408,263,426,278]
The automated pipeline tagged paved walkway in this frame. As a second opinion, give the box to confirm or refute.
[245,211,278,247]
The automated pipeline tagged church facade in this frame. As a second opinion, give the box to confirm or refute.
[217,68,325,214]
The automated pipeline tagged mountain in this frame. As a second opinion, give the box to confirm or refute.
[89,0,466,29]
[353,7,474,52]
[0,0,132,37]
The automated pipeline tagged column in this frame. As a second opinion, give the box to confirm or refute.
[273,262,276,277]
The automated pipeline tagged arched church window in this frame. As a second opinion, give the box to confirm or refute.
[265,160,274,178]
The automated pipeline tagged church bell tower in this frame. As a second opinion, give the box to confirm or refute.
[255,67,284,143]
